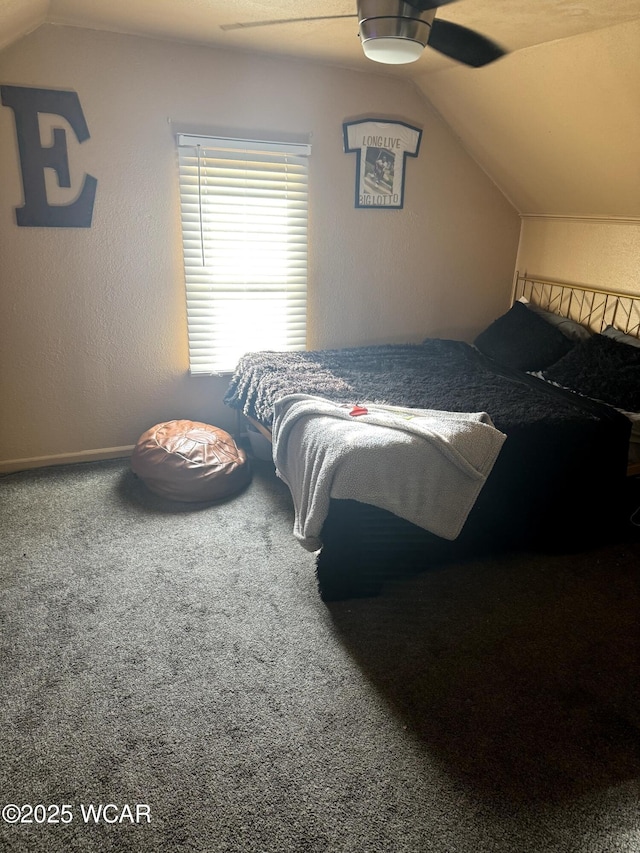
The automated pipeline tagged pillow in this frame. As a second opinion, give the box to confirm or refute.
[542,333,640,412]
[601,325,640,349]
[474,301,574,372]
[518,297,592,342]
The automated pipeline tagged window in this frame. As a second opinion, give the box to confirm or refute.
[177,134,310,374]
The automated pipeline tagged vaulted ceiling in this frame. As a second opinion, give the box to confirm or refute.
[3,0,640,216]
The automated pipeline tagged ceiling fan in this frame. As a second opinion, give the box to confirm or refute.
[221,0,506,68]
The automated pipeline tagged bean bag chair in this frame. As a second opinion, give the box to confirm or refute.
[131,420,250,502]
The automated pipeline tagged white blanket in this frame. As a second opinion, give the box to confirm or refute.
[271,394,507,551]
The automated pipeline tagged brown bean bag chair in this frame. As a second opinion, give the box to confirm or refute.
[131,420,250,502]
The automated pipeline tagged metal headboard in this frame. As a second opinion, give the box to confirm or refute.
[512,272,640,339]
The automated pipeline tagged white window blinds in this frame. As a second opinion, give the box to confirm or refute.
[177,134,310,374]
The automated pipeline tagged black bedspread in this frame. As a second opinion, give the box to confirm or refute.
[225,340,631,599]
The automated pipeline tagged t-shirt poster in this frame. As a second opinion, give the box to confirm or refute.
[343,119,422,209]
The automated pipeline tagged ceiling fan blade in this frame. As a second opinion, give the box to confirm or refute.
[428,18,505,67]
[221,15,355,32]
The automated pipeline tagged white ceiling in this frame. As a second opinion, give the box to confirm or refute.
[3,0,640,74]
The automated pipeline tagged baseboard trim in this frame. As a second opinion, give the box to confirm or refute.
[0,445,135,475]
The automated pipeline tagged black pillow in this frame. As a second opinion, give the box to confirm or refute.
[474,301,574,371]
[543,333,640,411]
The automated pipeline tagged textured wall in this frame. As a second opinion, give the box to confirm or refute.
[0,25,519,469]
[516,218,640,294]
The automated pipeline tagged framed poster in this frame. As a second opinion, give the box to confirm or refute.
[343,119,422,209]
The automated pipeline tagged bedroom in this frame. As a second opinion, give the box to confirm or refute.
[0,1,638,473]
[1,2,639,851]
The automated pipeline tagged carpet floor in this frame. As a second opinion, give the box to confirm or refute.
[1,458,639,852]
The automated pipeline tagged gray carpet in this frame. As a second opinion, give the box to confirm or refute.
[1,457,639,852]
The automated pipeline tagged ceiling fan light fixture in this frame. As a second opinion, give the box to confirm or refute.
[360,35,425,64]
[357,2,435,65]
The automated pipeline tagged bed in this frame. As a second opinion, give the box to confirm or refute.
[224,273,640,600]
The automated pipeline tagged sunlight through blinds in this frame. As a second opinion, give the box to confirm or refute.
[177,134,310,374]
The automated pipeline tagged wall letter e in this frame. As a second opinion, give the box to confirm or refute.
[1,85,97,227]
